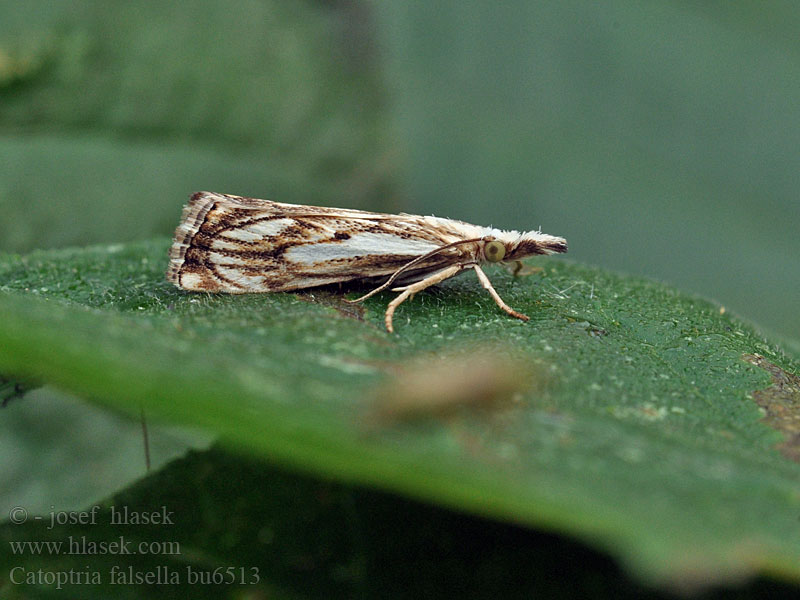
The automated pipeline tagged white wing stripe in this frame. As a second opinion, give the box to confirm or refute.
[286,232,441,264]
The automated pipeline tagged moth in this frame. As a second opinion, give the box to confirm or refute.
[167,192,567,332]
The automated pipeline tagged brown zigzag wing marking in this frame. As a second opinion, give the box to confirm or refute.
[169,192,487,293]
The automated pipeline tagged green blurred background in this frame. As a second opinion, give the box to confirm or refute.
[1,0,797,341]
[377,3,800,345]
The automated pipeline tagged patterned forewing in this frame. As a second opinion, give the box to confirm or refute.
[168,192,477,292]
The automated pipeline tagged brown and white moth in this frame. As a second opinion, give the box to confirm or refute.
[167,192,567,332]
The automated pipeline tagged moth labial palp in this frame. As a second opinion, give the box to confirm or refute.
[167,191,568,333]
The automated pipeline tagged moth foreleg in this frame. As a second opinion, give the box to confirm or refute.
[384,264,465,333]
[472,264,530,322]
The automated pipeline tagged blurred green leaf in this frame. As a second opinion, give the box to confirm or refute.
[1,241,799,591]
[1,448,359,600]
[0,0,395,253]
[5,446,798,599]
[0,386,212,518]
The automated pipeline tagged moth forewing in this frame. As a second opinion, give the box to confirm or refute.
[167,191,567,332]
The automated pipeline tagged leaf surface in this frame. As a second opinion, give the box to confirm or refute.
[1,241,799,588]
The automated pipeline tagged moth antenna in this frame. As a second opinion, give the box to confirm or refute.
[347,237,484,303]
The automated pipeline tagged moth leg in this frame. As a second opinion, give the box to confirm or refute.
[385,264,465,333]
[471,265,530,322]
[506,260,542,278]
[346,236,485,304]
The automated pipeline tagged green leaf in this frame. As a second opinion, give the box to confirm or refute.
[2,240,800,591]
[0,386,212,518]
[1,448,363,600]
[5,446,795,600]
[0,0,395,253]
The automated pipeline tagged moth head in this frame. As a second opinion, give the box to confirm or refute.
[485,231,568,262]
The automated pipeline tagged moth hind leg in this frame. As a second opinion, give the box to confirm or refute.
[472,264,530,322]
[384,264,465,333]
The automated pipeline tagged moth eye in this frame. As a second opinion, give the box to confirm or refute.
[484,240,506,262]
